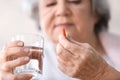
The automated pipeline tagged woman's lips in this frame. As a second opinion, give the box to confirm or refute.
[55,23,73,28]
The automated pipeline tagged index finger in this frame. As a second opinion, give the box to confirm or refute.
[0,72,32,80]
[4,41,24,49]
[1,57,30,72]
[58,34,83,56]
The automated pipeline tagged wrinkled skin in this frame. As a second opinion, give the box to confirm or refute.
[56,34,108,80]
[0,41,32,80]
[39,0,109,79]
[0,0,120,80]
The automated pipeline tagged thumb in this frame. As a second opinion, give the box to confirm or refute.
[59,28,82,48]
[58,28,72,48]
[16,74,32,80]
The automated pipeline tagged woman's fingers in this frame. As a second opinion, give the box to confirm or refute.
[56,43,74,61]
[1,47,30,62]
[15,74,32,80]
[1,41,30,61]
[58,34,108,79]
[0,72,16,80]
[0,41,32,80]
[56,43,78,76]
[58,34,84,56]
[0,41,23,60]
[4,41,24,49]
[1,57,30,72]
[7,47,30,60]
[0,72,32,80]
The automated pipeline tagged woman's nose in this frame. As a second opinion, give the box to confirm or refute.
[55,2,71,17]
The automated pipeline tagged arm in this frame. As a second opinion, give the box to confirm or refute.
[100,65,120,80]
[57,33,120,80]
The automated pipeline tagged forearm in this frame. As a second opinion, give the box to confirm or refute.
[100,65,120,80]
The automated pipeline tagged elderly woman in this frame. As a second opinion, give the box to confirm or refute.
[0,0,120,80]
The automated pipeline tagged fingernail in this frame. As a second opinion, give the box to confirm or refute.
[17,41,23,46]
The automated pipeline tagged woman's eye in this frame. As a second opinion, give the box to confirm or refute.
[68,0,81,4]
[46,2,56,7]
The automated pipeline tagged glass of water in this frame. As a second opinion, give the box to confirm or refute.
[11,33,44,80]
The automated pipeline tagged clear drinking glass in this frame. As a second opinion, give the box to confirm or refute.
[11,33,44,80]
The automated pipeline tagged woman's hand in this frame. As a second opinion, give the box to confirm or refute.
[0,41,32,80]
[56,34,109,80]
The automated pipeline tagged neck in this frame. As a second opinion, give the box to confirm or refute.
[89,33,106,56]
[74,31,106,56]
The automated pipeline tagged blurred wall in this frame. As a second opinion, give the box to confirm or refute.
[0,0,120,47]
[109,0,120,34]
[0,0,39,47]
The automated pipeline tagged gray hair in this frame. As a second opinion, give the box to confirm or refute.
[23,0,110,33]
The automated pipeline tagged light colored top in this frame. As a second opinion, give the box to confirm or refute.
[42,31,120,80]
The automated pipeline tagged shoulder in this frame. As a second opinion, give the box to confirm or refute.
[99,31,120,69]
[99,31,120,49]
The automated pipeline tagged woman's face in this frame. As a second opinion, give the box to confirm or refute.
[39,0,98,44]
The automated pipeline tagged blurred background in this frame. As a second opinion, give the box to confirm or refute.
[0,0,120,48]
